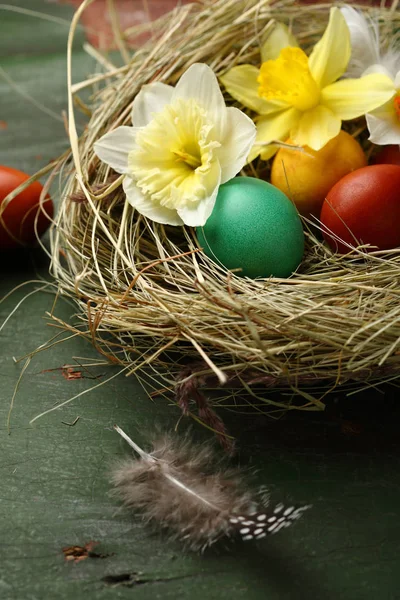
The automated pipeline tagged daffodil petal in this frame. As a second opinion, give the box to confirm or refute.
[131,82,174,127]
[220,65,287,115]
[309,7,350,88]
[366,99,400,145]
[247,108,299,162]
[123,176,183,225]
[94,126,139,174]
[259,145,279,161]
[340,6,381,78]
[173,63,226,126]
[217,107,256,182]
[177,162,221,226]
[321,73,395,120]
[363,63,396,79]
[395,70,400,88]
[290,105,341,150]
[247,142,264,163]
[260,22,298,62]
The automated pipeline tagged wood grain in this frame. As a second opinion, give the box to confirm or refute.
[1,2,399,599]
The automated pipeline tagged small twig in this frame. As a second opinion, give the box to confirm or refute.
[61,416,80,427]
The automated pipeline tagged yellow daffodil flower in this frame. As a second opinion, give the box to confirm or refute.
[220,7,394,161]
[341,6,400,145]
[94,63,256,226]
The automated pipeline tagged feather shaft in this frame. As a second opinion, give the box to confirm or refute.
[113,425,155,462]
[162,471,220,511]
[114,425,220,510]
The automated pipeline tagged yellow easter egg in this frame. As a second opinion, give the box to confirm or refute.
[270,131,367,218]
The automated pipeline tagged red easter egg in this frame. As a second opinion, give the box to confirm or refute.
[321,164,400,253]
[0,166,53,249]
[372,145,400,166]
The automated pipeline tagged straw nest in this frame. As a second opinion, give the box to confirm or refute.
[50,0,400,439]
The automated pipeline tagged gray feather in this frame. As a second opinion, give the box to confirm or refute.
[112,426,311,551]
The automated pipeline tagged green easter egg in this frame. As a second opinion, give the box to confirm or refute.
[197,177,304,279]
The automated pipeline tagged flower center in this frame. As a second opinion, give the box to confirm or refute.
[128,98,220,210]
[394,93,400,119]
[258,47,320,112]
[172,149,202,170]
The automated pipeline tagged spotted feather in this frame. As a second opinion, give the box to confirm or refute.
[230,503,311,541]
[112,426,311,551]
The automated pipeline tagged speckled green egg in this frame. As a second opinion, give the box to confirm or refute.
[196,177,304,279]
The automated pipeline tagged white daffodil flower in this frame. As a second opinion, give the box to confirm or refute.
[94,63,256,227]
[341,6,400,145]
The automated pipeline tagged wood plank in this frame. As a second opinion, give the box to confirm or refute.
[1,2,399,599]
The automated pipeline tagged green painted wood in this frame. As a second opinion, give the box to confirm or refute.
[1,3,400,599]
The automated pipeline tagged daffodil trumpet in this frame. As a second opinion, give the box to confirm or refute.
[220,7,394,161]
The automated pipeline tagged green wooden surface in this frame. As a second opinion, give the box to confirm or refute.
[1,2,400,599]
